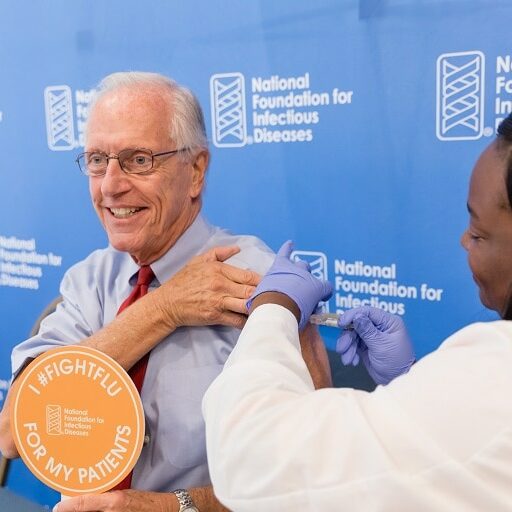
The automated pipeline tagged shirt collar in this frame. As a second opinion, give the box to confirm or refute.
[149,214,214,285]
[119,214,214,287]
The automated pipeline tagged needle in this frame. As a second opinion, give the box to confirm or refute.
[309,313,353,329]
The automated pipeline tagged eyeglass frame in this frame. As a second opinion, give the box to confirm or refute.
[75,147,188,176]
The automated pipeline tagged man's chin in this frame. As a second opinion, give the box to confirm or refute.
[107,235,140,256]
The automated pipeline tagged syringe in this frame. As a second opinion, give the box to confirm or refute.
[309,313,353,329]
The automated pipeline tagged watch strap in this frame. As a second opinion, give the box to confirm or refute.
[172,488,199,512]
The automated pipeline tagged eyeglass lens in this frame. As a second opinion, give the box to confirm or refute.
[80,149,154,175]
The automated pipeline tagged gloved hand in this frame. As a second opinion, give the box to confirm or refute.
[247,240,333,330]
[336,306,415,385]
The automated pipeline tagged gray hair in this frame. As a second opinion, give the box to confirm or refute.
[87,71,208,159]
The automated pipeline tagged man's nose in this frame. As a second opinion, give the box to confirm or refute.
[99,158,131,196]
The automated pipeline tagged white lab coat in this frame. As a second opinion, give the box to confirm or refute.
[203,304,512,512]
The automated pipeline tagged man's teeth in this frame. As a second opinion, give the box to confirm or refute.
[109,207,142,218]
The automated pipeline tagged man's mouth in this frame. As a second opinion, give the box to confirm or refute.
[108,207,144,219]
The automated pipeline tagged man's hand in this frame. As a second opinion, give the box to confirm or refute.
[61,246,260,373]
[336,306,415,385]
[53,487,230,512]
[53,490,171,512]
[153,245,261,331]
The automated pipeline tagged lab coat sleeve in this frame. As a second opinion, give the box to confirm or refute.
[203,304,512,512]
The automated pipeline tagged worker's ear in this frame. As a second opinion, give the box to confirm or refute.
[189,150,209,199]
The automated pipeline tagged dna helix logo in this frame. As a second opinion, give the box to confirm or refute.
[291,250,330,313]
[210,72,247,147]
[46,404,62,435]
[436,51,485,141]
[44,85,76,151]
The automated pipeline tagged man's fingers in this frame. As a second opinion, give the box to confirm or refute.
[221,296,252,315]
[54,492,112,511]
[217,310,248,329]
[164,251,261,329]
[183,249,260,286]
[197,275,256,302]
[197,245,241,263]
[220,263,261,286]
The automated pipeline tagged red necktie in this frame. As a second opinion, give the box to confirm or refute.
[112,265,155,491]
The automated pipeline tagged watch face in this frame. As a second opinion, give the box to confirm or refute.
[182,507,199,512]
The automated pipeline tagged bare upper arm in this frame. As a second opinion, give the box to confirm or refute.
[299,324,332,389]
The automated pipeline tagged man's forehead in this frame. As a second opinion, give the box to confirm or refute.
[92,86,171,115]
[86,87,173,147]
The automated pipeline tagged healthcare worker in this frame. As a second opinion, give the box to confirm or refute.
[202,115,512,511]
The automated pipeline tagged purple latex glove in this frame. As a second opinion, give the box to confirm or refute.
[336,306,415,385]
[247,240,333,330]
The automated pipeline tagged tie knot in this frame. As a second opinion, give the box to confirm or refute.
[136,265,155,287]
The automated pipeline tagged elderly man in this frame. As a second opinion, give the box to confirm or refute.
[0,72,330,511]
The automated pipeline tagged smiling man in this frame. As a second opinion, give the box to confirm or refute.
[0,72,333,512]
[85,83,203,267]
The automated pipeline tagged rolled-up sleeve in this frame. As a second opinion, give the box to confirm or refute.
[11,265,99,378]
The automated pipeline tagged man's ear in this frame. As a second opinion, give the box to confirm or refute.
[190,150,209,198]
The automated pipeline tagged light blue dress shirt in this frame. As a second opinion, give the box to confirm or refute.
[11,214,274,491]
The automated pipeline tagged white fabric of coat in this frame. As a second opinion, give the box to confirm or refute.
[203,304,512,512]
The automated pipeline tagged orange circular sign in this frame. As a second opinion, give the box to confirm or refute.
[10,346,144,496]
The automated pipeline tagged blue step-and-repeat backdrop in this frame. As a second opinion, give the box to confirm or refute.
[1,0,509,506]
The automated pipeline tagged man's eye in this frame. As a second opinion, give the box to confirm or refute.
[134,155,150,165]
[89,154,104,165]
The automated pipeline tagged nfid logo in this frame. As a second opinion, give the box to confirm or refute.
[210,71,353,148]
[291,250,330,314]
[44,85,94,151]
[436,50,512,141]
[436,51,485,141]
[44,86,75,151]
[210,73,247,147]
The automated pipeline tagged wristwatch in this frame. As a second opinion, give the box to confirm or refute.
[172,488,199,512]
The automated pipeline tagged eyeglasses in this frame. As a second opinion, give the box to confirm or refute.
[75,148,187,176]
